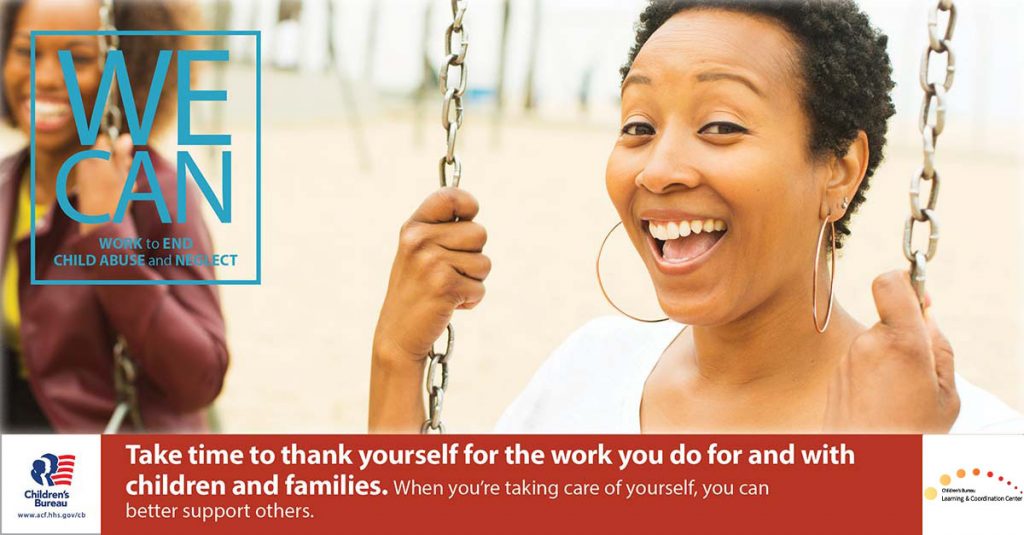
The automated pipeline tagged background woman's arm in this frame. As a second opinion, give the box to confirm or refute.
[69,138,228,412]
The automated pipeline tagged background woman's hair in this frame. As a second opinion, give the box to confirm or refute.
[622,0,896,248]
[0,0,201,137]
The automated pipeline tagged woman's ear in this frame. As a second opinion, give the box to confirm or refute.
[819,130,869,221]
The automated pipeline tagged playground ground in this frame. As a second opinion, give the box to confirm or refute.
[214,67,1024,432]
[2,65,1020,432]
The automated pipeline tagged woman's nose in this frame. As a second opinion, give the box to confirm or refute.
[34,53,65,90]
[635,130,702,193]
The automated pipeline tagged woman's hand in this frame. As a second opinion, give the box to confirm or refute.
[824,270,960,433]
[369,187,490,432]
[76,133,133,235]
[374,187,490,362]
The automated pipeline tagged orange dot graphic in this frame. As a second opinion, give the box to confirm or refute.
[924,487,937,500]
[956,469,965,478]
[973,468,980,476]
[940,474,951,486]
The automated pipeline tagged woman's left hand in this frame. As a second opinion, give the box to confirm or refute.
[77,133,133,235]
[824,270,960,433]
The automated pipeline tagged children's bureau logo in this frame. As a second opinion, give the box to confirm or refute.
[23,453,76,512]
[30,453,76,487]
[924,466,1024,504]
[2,436,97,531]
[29,29,262,285]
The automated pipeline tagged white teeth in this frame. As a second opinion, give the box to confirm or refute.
[650,223,664,240]
[34,101,70,120]
[647,218,728,240]
[665,222,679,240]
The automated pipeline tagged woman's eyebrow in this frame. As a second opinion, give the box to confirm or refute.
[620,73,651,94]
[11,32,96,49]
[695,71,764,97]
[63,39,97,48]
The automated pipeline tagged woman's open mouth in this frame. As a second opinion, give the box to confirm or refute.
[23,98,72,133]
[643,218,728,274]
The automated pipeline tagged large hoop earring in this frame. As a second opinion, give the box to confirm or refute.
[596,221,669,323]
[812,216,837,333]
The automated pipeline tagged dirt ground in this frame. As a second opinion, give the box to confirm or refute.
[3,67,1020,433]
[210,68,1022,432]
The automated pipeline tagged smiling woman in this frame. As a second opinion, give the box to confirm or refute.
[0,0,194,143]
[0,0,228,433]
[367,0,1024,435]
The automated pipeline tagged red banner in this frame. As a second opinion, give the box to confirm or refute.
[101,435,920,534]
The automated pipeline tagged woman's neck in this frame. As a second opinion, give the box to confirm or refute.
[687,261,864,391]
[31,146,80,206]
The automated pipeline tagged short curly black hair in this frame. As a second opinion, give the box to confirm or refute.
[622,0,896,247]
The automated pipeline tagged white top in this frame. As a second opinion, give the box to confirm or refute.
[495,316,1024,434]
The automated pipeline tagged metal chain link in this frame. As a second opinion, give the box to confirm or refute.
[423,0,469,434]
[422,324,454,433]
[438,0,468,189]
[97,0,122,141]
[905,0,956,307]
[105,336,144,433]
[95,0,143,435]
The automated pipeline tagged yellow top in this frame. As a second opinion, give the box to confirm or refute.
[3,172,49,363]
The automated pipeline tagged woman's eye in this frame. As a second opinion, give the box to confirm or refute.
[621,122,655,136]
[699,122,747,135]
[14,46,31,58]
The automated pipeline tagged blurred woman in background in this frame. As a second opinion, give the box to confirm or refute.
[0,0,228,432]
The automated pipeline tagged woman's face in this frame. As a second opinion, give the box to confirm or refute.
[607,10,829,326]
[3,0,103,154]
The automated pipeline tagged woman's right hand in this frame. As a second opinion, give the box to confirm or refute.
[369,188,490,432]
[374,187,490,363]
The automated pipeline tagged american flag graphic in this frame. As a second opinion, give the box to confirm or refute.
[33,453,76,486]
[51,455,76,486]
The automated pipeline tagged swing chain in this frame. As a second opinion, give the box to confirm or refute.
[421,324,454,434]
[97,0,122,142]
[439,0,468,188]
[906,0,956,305]
[424,0,469,434]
